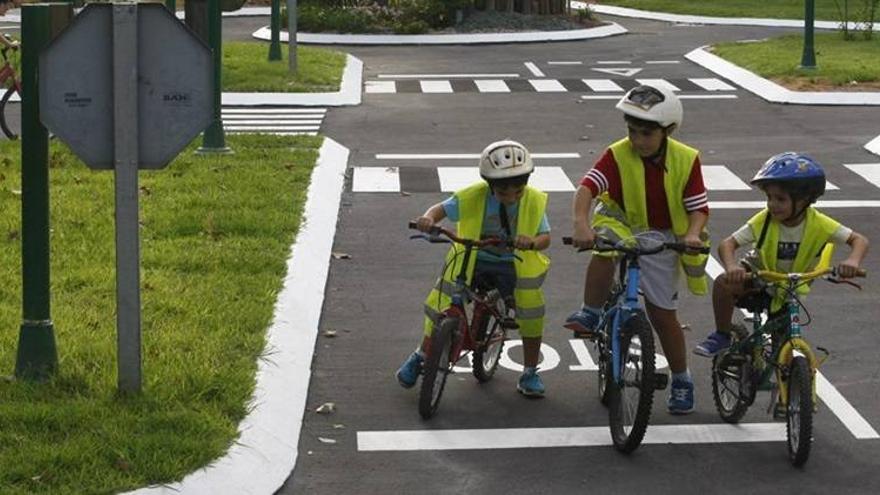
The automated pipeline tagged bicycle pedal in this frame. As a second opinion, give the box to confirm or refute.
[653,373,668,390]
[501,317,519,329]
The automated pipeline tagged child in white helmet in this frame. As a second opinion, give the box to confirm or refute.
[565,84,710,414]
[396,140,552,397]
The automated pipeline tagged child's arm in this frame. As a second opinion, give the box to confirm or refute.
[571,185,595,248]
[683,210,708,250]
[514,232,551,251]
[718,235,748,284]
[414,202,447,233]
[838,231,869,278]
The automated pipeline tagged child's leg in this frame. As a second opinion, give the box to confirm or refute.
[584,255,615,307]
[646,302,687,374]
[522,337,541,368]
[712,274,747,334]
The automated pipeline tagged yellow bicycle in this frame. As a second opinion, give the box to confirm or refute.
[711,263,865,466]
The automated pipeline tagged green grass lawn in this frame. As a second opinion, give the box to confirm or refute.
[0,134,321,494]
[594,0,870,21]
[714,33,880,89]
[222,41,347,92]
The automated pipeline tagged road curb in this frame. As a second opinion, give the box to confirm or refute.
[251,22,627,45]
[123,137,349,495]
[222,54,362,107]
[684,46,880,106]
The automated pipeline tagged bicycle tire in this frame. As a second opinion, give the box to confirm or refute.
[786,356,813,466]
[472,313,505,383]
[0,86,18,140]
[418,317,456,419]
[711,350,753,423]
[595,331,610,406]
[607,312,656,453]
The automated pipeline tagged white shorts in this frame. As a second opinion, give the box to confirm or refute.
[634,230,680,310]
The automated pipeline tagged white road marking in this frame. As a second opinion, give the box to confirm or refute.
[582,94,738,101]
[709,200,880,209]
[437,167,574,192]
[529,79,567,92]
[582,78,625,92]
[524,62,545,77]
[844,163,880,188]
[592,67,642,77]
[377,73,519,79]
[438,166,483,191]
[597,60,631,64]
[222,108,326,114]
[637,78,681,91]
[702,165,751,190]
[221,119,324,125]
[375,153,581,159]
[357,423,787,451]
[568,339,598,371]
[528,166,576,191]
[352,166,400,192]
[365,80,396,93]
[474,79,510,93]
[689,78,736,91]
[420,80,453,93]
[223,125,320,131]
[548,61,583,65]
[646,60,681,64]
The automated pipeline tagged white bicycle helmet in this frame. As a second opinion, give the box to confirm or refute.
[615,84,683,131]
[479,140,534,180]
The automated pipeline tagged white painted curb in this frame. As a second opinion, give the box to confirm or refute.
[685,46,880,106]
[222,54,362,107]
[867,135,880,157]
[252,22,627,45]
[124,137,349,495]
[580,2,859,30]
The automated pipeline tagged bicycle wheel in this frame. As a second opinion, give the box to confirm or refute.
[786,356,813,466]
[418,317,456,419]
[472,312,505,383]
[607,312,656,453]
[711,350,754,423]
[0,86,19,140]
[595,331,610,406]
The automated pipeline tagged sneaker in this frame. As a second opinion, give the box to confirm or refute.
[693,331,731,357]
[563,309,600,338]
[395,351,423,389]
[517,368,545,397]
[667,378,695,415]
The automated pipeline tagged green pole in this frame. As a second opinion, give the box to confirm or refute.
[198,0,231,153]
[165,0,176,13]
[15,4,56,380]
[269,0,281,61]
[800,0,817,69]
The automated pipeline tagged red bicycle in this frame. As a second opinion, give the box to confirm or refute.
[0,42,22,140]
[409,222,519,419]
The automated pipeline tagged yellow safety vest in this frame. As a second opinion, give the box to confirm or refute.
[423,182,550,338]
[747,207,840,312]
[591,137,710,295]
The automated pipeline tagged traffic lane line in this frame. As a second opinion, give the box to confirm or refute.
[357,423,786,451]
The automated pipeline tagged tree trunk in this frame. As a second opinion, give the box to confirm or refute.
[522,0,531,15]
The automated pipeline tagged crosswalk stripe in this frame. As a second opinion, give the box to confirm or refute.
[702,165,751,190]
[690,78,737,91]
[221,119,324,125]
[636,78,680,91]
[365,80,397,93]
[221,108,326,114]
[474,79,510,93]
[224,125,320,131]
[352,166,400,192]
[529,79,567,92]
[582,78,624,92]
[420,80,453,93]
[844,163,880,188]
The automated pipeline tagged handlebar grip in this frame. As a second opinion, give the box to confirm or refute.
[408,221,418,230]
[856,268,868,278]
[562,236,573,245]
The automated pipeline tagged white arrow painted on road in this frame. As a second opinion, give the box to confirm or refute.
[592,67,643,77]
[866,134,880,157]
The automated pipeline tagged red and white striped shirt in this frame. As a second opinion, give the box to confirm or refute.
[580,148,709,230]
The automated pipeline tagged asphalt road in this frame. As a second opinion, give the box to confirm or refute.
[279,15,880,495]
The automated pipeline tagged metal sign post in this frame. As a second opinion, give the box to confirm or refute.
[800,0,817,69]
[40,2,213,393]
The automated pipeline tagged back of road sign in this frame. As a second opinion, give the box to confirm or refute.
[39,3,213,170]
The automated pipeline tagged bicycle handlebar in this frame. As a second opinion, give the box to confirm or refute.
[561,236,710,255]
[756,267,867,284]
[408,221,513,249]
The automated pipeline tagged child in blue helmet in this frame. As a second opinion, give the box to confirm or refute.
[694,152,869,357]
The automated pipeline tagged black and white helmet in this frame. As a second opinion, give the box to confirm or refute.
[479,140,534,180]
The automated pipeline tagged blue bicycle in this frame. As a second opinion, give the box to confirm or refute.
[564,233,709,452]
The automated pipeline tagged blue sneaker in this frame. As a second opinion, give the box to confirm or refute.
[667,378,695,415]
[396,351,423,389]
[693,331,731,357]
[563,309,600,338]
[517,368,545,397]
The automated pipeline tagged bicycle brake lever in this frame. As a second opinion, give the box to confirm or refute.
[409,234,448,243]
[825,276,862,290]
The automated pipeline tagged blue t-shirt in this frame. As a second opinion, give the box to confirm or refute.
[442,191,550,262]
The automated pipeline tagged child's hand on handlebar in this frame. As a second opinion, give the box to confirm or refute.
[681,233,704,254]
[836,260,862,279]
[513,235,536,250]
[723,264,748,284]
[415,216,436,233]
[571,223,595,249]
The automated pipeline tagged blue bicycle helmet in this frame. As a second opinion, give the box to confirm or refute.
[750,152,826,203]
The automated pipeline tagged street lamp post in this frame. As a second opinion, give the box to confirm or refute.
[800,0,817,69]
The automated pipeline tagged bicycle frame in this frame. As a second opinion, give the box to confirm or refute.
[599,255,644,383]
